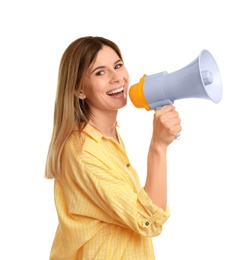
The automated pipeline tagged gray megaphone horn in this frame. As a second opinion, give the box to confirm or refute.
[129,49,223,111]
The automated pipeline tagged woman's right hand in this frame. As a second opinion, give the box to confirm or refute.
[151,104,182,147]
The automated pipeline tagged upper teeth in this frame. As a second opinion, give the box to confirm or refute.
[107,86,124,95]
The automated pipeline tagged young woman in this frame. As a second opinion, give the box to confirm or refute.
[45,36,181,259]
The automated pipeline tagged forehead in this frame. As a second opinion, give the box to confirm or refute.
[92,45,120,66]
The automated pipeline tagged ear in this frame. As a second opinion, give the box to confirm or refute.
[78,91,86,100]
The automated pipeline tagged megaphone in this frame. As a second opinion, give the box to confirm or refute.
[129,49,222,111]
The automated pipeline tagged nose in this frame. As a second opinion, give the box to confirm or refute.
[109,70,122,83]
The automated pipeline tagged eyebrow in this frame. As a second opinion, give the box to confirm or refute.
[90,59,122,74]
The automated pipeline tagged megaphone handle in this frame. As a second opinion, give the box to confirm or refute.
[155,101,181,141]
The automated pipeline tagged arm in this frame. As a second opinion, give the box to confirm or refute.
[144,104,182,210]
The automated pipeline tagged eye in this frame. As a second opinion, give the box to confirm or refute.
[95,70,105,76]
[115,63,123,69]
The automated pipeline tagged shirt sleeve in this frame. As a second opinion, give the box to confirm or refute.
[137,188,170,237]
[60,138,170,238]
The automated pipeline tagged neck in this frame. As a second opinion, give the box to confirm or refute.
[88,110,119,141]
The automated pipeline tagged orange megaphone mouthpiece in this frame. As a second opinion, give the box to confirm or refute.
[129,75,151,110]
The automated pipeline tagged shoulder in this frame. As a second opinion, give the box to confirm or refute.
[63,124,103,159]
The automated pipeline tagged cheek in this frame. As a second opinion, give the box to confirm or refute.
[83,80,97,97]
[124,68,129,79]
[123,69,130,89]
[83,82,104,102]
[124,71,130,87]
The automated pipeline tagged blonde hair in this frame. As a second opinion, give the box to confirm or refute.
[45,36,123,179]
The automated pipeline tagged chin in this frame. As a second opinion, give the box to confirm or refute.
[117,99,127,110]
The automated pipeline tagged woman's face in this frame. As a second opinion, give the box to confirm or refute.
[80,45,129,113]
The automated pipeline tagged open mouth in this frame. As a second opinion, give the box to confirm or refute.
[106,86,124,96]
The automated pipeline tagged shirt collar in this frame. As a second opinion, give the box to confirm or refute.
[81,123,123,146]
[82,123,103,142]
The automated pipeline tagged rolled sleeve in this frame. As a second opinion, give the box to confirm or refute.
[137,188,170,237]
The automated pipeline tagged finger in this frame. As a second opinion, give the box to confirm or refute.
[155,104,175,113]
[167,119,182,134]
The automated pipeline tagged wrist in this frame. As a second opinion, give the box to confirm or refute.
[149,139,168,154]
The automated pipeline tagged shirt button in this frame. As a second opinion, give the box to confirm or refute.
[126,163,130,167]
[145,222,149,226]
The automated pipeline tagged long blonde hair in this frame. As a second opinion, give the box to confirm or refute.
[45,36,123,179]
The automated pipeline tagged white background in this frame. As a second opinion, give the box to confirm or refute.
[1,0,244,259]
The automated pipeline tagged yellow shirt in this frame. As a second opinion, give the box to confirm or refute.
[50,124,170,260]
